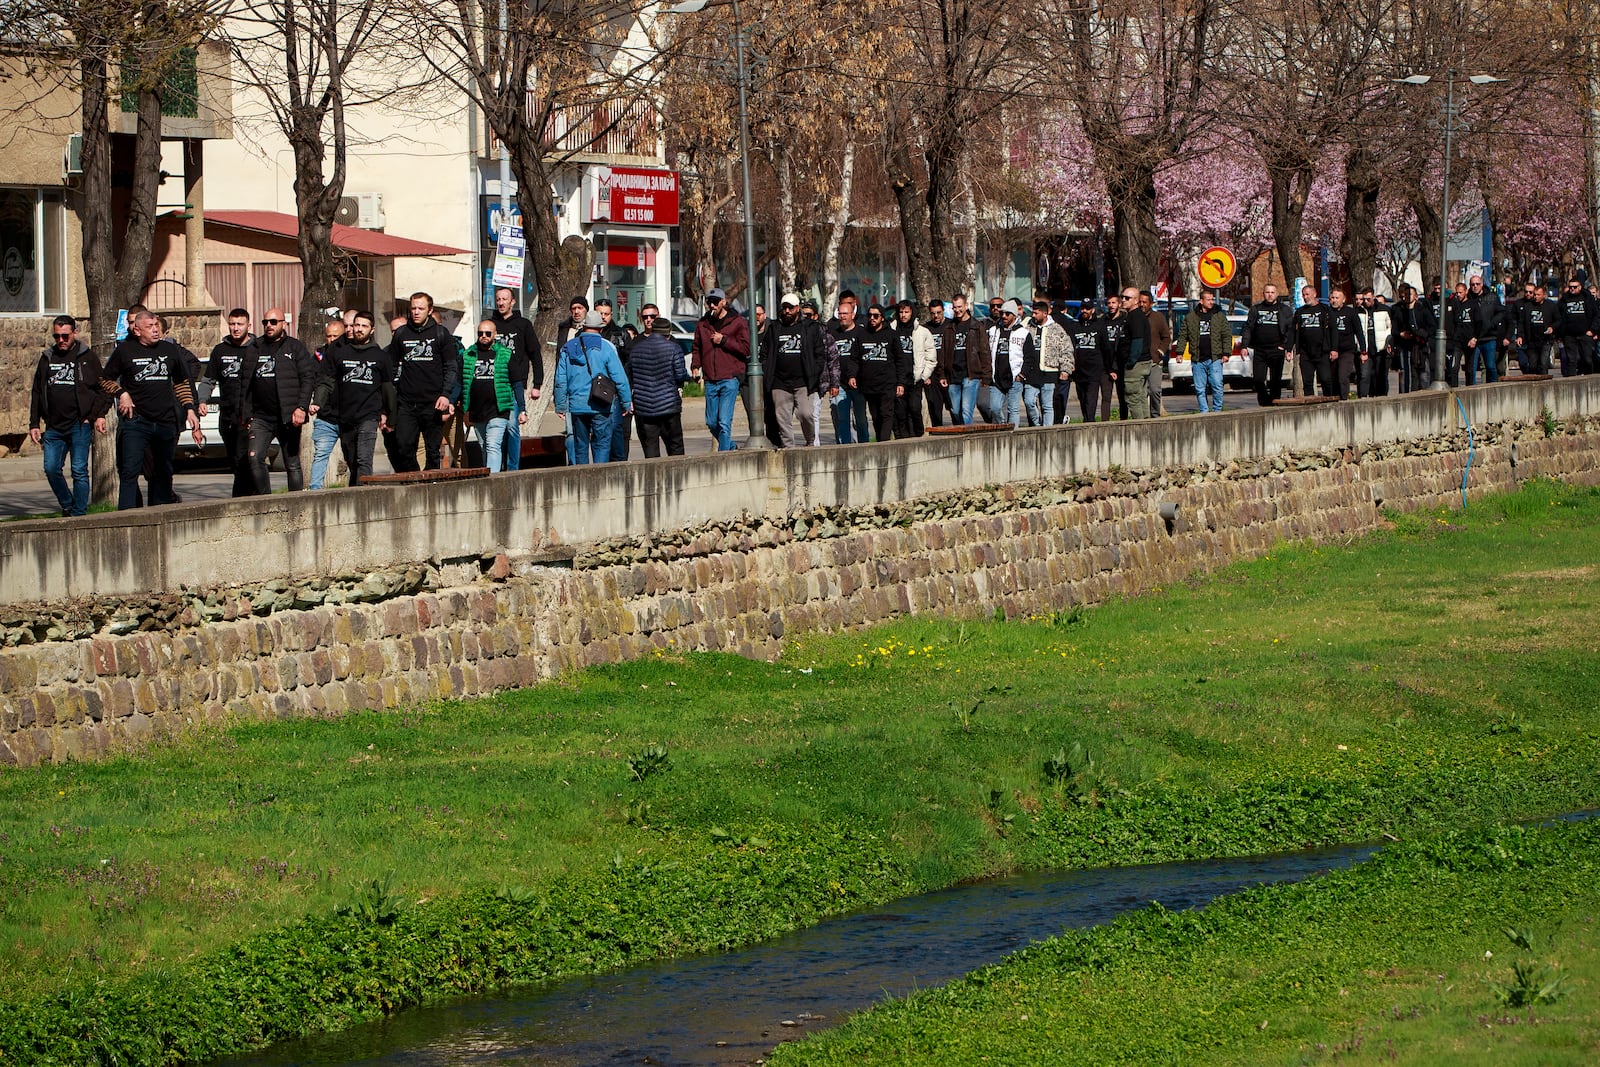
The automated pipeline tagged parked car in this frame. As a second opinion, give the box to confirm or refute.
[175,406,278,469]
[1159,297,1254,392]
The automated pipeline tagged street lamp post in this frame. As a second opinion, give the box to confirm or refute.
[1394,71,1505,391]
[669,0,769,450]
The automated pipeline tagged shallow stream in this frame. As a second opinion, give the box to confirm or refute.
[222,842,1376,1066]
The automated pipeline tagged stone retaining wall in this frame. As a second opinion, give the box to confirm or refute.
[4,421,1598,768]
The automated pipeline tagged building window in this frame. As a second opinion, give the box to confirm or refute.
[0,188,66,315]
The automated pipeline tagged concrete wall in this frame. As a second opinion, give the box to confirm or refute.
[3,377,1599,605]
[4,418,1599,768]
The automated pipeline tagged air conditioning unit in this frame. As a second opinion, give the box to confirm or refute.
[64,134,84,178]
[335,192,385,230]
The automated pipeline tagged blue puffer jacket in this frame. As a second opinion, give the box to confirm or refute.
[554,332,633,415]
[627,332,688,417]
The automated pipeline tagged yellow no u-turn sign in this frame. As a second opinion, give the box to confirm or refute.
[1198,247,1237,289]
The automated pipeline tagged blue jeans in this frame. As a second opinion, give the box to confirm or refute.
[1194,359,1225,412]
[475,416,511,471]
[704,378,740,450]
[1023,383,1056,427]
[43,422,94,515]
[979,385,1005,424]
[569,406,615,464]
[946,379,979,425]
[830,385,870,443]
[117,415,177,510]
[1465,341,1499,386]
[503,384,525,471]
[1004,381,1025,427]
[309,417,340,489]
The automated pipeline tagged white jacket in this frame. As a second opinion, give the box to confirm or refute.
[1038,316,1076,376]
[906,321,937,383]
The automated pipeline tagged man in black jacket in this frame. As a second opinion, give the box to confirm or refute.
[386,292,462,471]
[1390,284,1436,392]
[99,310,202,510]
[762,293,824,447]
[238,307,317,493]
[491,287,539,471]
[1328,289,1366,398]
[1291,286,1336,398]
[846,304,908,442]
[1514,282,1557,375]
[28,316,110,516]
[311,310,394,486]
[201,308,256,495]
[1244,284,1293,406]
[1554,277,1598,377]
[596,298,634,460]
[1462,275,1501,385]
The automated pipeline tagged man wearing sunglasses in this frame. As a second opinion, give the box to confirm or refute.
[237,308,317,493]
[27,316,109,516]
[1554,278,1598,377]
[690,287,750,451]
[845,304,907,442]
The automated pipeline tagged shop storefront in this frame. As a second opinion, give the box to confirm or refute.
[581,165,677,327]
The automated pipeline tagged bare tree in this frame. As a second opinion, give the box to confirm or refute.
[1048,0,1219,288]
[416,0,663,356]
[224,0,405,346]
[1223,0,1385,295]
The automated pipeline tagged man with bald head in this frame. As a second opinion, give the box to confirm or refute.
[237,307,317,493]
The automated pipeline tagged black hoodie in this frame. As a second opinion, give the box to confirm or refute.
[202,334,254,412]
[388,320,464,406]
[846,324,907,392]
[30,341,110,434]
[313,339,395,426]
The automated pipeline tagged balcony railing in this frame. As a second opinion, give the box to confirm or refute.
[541,97,662,160]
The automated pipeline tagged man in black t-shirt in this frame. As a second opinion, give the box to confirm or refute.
[311,310,394,485]
[28,316,109,516]
[98,310,202,509]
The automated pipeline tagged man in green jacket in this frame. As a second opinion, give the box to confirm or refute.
[1178,290,1232,413]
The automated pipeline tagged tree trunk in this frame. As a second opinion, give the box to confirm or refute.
[886,117,934,305]
[1340,144,1380,293]
[923,120,967,296]
[958,144,978,297]
[1410,188,1443,292]
[291,119,345,347]
[775,147,796,294]
[1106,160,1160,290]
[821,135,855,316]
[79,47,166,506]
[1269,164,1312,299]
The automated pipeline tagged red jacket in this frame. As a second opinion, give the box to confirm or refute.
[691,310,750,382]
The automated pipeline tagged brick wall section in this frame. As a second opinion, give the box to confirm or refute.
[1,308,219,437]
[0,316,54,436]
[3,429,1599,767]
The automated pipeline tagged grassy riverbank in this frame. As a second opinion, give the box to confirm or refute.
[2,480,1598,1062]
[771,817,1600,1066]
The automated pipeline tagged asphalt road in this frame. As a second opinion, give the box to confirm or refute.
[0,384,1254,521]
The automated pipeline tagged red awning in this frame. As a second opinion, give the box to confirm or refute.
[200,210,469,257]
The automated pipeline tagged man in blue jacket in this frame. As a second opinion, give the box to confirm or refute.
[555,310,633,464]
[629,314,690,457]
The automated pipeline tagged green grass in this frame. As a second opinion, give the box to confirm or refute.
[769,819,1600,1066]
[2,479,1599,1061]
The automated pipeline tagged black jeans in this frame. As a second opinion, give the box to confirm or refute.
[1300,351,1337,398]
[393,402,445,471]
[1334,349,1360,398]
[117,415,177,510]
[218,410,253,496]
[864,386,899,442]
[921,380,947,428]
[1252,347,1285,405]
[635,413,685,457]
[1075,371,1111,422]
[249,414,304,493]
[337,417,380,485]
[896,384,925,437]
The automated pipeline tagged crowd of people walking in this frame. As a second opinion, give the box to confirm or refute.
[23,273,1600,514]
